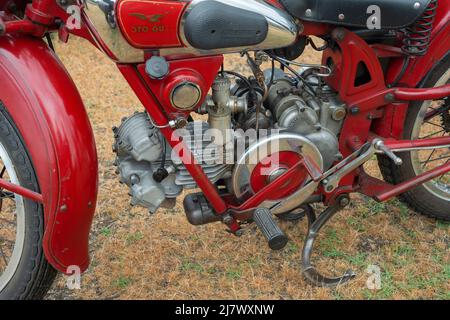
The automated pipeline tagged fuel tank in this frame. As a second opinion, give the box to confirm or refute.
[84,0,298,62]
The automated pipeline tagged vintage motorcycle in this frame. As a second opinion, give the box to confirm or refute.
[0,0,448,299]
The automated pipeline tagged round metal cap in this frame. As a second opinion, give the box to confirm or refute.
[145,56,169,79]
[171,82,202,110]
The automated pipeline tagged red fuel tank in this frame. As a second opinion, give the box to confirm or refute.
[116,0,188,49]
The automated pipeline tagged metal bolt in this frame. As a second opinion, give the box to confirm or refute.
[414,2,421,9]
[338,14,345,20]
[332,28,346,41]
[339,196,350,207]
[305,9,313,17]
[222,215,233,224]
[385,93,395,102]
[235,229,244,237]
[130,174,140,185]
[60,204,68,212]
[349,106,360,115]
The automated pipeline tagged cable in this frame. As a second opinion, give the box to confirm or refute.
[267,52,317,96]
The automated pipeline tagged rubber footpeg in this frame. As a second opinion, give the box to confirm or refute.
[254,208,288,250]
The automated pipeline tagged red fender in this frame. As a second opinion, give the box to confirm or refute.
[0,35,98,273]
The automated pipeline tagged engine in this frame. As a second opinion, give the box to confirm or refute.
[113,67,347,215]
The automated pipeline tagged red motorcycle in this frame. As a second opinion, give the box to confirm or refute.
[0,0,448,299]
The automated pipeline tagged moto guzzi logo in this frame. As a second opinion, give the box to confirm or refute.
[129,13,165,33]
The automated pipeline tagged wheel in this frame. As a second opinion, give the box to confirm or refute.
[0,102,56,300]
[379,54,450,221]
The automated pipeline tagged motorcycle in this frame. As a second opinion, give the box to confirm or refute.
[0,0,448,299]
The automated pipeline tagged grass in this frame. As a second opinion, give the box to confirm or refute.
[45,38,449,300]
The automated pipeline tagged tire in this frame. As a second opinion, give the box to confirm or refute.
[378,54,450,221]
[0,102,56,300]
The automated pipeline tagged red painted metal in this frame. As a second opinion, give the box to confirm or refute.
[233,157,308,211]
[320,28,389,194]
[250,151,307,200]
[0,0,447,277]
[371,44,404,59]
[117,64,228,214]
[117,0,188,49]
[378,1,450,139]
[375,161,450,202]
[0,35,98,273]
[394,84,450,101]
[384,136,450,150]
[0,178,43,203]
[137,56,223,116]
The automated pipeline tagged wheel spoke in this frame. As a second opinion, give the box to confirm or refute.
[436,159,450,183]
[420,129,445,139]
[0,191,14,200]
[420,154,450,165]
[424,121,446,130]
[422,149,437,168]
[425,103,450,121]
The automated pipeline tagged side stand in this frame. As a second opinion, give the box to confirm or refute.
[301,195,357,287]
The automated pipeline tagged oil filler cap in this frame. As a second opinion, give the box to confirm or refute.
[145,56,169,80]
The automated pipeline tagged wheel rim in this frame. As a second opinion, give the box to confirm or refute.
[0,141,25,292]
[410,68,450,201]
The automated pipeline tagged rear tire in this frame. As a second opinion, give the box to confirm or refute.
[378,54,450,221]
[0,102,57,300]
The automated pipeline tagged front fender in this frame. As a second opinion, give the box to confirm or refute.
[0,35,98,273]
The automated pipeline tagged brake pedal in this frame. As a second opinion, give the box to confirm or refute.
[254,208,288,250]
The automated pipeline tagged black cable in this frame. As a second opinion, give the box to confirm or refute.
[267,53,317,96]
[307,37,329,51]
[45,33,54,52]
[267,58,275,91]
[220,70,258,107]
[390,56,410,88]
[160,139,167,169]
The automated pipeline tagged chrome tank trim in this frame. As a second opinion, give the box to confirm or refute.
[162,0,299,57]
[84,0,144,63]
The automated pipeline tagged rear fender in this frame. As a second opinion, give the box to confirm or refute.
[0,35,98,273]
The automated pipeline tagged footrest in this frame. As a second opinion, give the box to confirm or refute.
[254,208,288,250]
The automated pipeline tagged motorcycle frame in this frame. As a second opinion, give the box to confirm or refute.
[0,0,448,272]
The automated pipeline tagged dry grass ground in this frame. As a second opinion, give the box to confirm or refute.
[47,37,449,300]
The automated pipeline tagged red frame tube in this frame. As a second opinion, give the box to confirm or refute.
[0,178,43,203]
[394,84,450,101]
[384,136,450,150]
[376,162,450,202]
